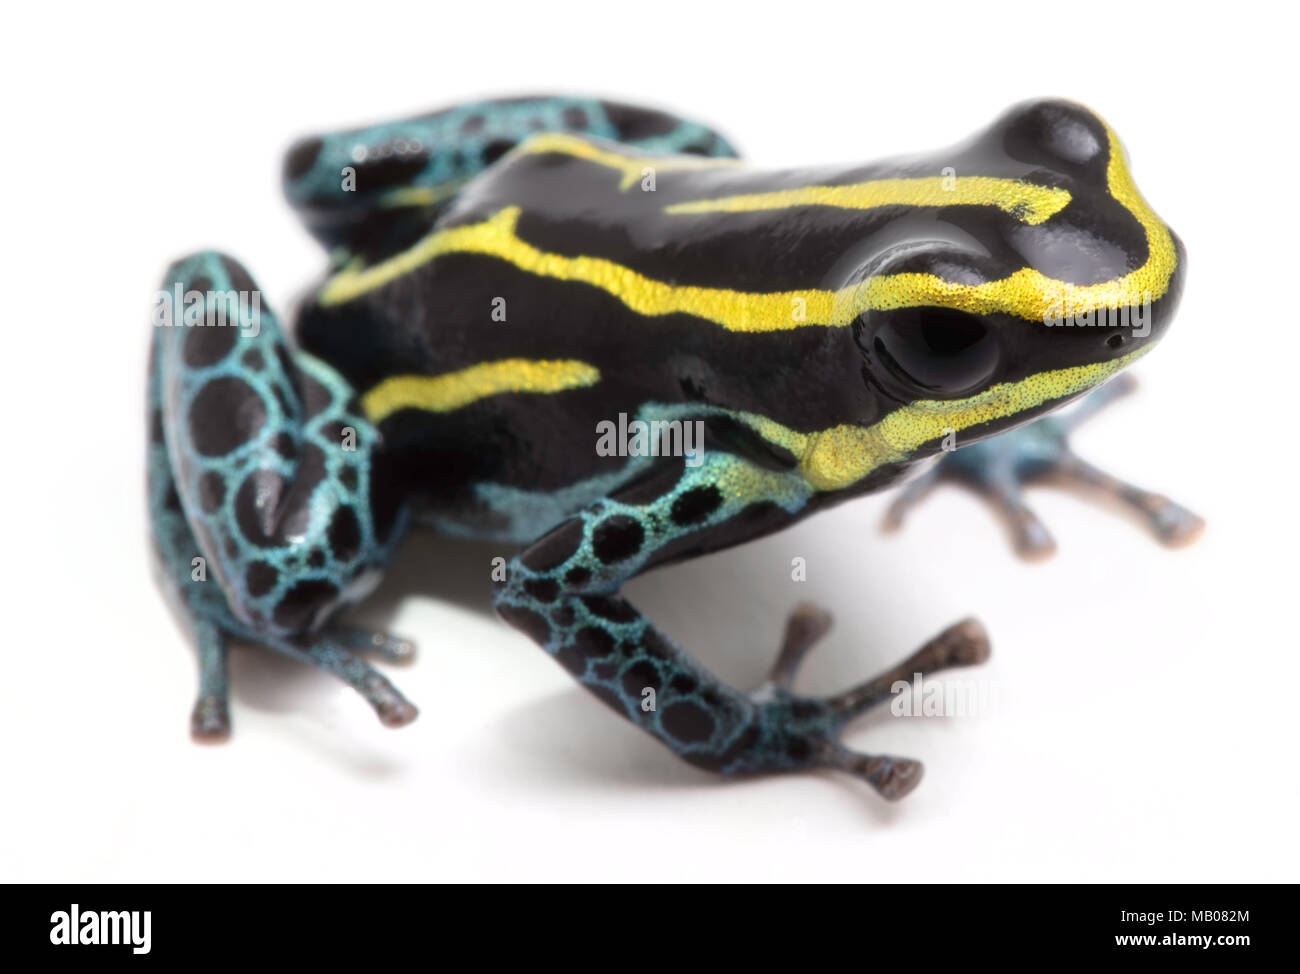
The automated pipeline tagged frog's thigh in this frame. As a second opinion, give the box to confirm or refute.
[150,252,415,734]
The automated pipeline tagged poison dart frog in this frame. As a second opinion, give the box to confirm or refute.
[147,96,1201,799]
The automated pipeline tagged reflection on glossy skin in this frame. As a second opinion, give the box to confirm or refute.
[148,96,1197,798]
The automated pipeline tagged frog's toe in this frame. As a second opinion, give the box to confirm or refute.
[190,693,231,742]
[1053,454,1206,549]
[761,602,834,692]
[881,467,940,532]
[986,481,1057,561]
[189,620,232,742]
[753,615,990,800]
[823,748,925,801]
[1148,497,1207,547]
[278,636,420,728]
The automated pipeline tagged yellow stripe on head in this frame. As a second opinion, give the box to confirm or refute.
[320,124,1175,329]
[665,176,1072,225]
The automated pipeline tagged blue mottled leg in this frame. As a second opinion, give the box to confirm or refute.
[283,95,739,260]
[148,252,415,736]
[884,375,1204,558]
[493,456,989,800]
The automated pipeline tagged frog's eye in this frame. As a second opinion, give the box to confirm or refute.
[866,308,1000,397]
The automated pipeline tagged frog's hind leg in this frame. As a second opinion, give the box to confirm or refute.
[148,252,416,738]
[492,454,991,800]
[883,374,1204,558]
[281,95,739,261]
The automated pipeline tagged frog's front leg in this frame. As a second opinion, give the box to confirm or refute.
[149,252,416,738]
[883,374,1205,559]
[492,454,989,800]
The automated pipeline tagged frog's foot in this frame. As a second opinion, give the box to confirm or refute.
[751,605,991,800]
[883,374,1204,559]
[184,620,419,741]
[272,635,419,728]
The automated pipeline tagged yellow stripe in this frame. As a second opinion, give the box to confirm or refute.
[512,132,742,190]
[742,345,1150,491]
[360,358,599,422]
[380,182,464,209]
[320,124,1175,328]
[664,176,1071,225]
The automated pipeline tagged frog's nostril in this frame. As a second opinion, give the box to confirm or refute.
[285,137,324,182]
[1106,333,1125,349]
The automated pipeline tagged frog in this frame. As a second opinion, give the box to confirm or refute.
[148,95,1201,800]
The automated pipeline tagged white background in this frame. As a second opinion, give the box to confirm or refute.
[4,1,1296,882]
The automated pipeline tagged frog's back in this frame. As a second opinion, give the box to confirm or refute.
[294,136,882,542]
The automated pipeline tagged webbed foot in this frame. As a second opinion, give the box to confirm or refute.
[883,375,1205,558]
[749,604,990,800]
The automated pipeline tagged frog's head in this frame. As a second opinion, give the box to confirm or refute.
[843,99,1185,467]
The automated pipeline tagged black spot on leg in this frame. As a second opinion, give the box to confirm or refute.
[273,579,339,631]
[660,702,716,745]
[271,432,297,460]
[579,594,637,623]
[307,548,326,569]
[339,466,358,492]
[563,566,591,587]
[573,626,615,660]
[188,377,265,457]
[669,674,698,695]
[521,518,584,572]
[561,107,589,128]
[592,515,644,564]
[556,626,616,676]
[197,471,226,513]
[671,485,723,525]
[182,322,239,368]
[497,604,553,647]
[245,561,278,597]
[241,348,264,371]
[622,661,660,699]
[523,578,559,603]
[327,505,361,562]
